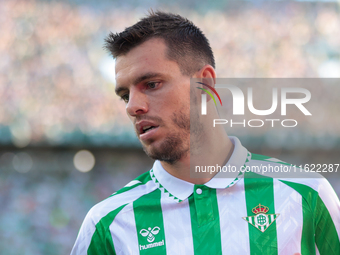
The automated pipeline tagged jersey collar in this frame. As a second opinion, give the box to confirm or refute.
[150,136,250,203]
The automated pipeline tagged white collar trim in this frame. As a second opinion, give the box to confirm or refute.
[151,136,249,202]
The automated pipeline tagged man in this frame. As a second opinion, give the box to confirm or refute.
[71,11,340,255]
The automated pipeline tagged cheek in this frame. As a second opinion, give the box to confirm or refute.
[171,90,190,108]
[154,92,177,109]
[153,81,190,113]
[127,114,135,126]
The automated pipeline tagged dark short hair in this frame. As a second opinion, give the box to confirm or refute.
[104,11,215,76]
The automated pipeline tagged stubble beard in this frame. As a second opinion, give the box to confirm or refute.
[142,109,190,165]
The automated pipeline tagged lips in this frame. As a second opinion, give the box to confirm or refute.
[135,120,160,136]
[142,126,157,133]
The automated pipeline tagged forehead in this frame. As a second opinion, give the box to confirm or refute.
[115,38,180,87]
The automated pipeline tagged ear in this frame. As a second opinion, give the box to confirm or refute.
[193,64,216,77]
[193,65,217,101]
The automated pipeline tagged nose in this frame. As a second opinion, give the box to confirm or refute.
[126,89,148,117]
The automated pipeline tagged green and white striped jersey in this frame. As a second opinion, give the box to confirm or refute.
[71,137,340,255]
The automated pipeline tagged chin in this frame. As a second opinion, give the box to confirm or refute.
[142,137,188,165]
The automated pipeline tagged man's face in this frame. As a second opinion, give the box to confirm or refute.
[115,38,191,164]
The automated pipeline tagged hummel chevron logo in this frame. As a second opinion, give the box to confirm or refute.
[242,204,280,233]
[139,226,165,251]
[140,226,160,243]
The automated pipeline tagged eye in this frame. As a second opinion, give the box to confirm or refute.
[120,93,129,103]
[147,82,160,89]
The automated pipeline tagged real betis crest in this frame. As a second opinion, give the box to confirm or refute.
[242,204,279,233]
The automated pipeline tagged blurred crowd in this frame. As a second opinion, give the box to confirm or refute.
[0,0,340,147]
[0,148,153,255]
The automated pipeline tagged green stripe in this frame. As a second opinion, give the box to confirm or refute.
[251,153,291,166]
[251,154,272,161]
[110,172,152,198]
[88,204,127,255]
[301,196,316,255]
[189,185,222,255]
[133,189,166,255]
[315,195,340,255]
[244,172,278,255]
[280,180,340,255]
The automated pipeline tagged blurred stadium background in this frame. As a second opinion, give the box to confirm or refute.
[1,0,340,254]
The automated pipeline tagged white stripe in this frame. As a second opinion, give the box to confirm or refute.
[125,180,142,187]
[266,158,284,163]
[91,180,156,224]
[315,243,320,255]
[161,192,194,254]
[70,180,156,255]
[217,178,250,255]
[274,179,302,254]
[110,203,139,255]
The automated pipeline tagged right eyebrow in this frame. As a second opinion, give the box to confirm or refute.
[115,72,162,96]
[115,87,127,96]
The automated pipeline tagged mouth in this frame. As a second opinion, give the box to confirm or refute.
[136,121,160,141]
[141,125,158,134]
[139,125,160,142]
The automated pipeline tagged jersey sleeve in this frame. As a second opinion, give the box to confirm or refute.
[70,209,98,255]
[313,178,340,255]
[280,176,340,255]
[70,208,117,255]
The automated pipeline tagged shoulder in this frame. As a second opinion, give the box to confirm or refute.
[71,171,157,255]
[248,153,292,167]
[87,171,156,224]
[247,153,335,191]
[245,152,340,221]
[246,152,337,195]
